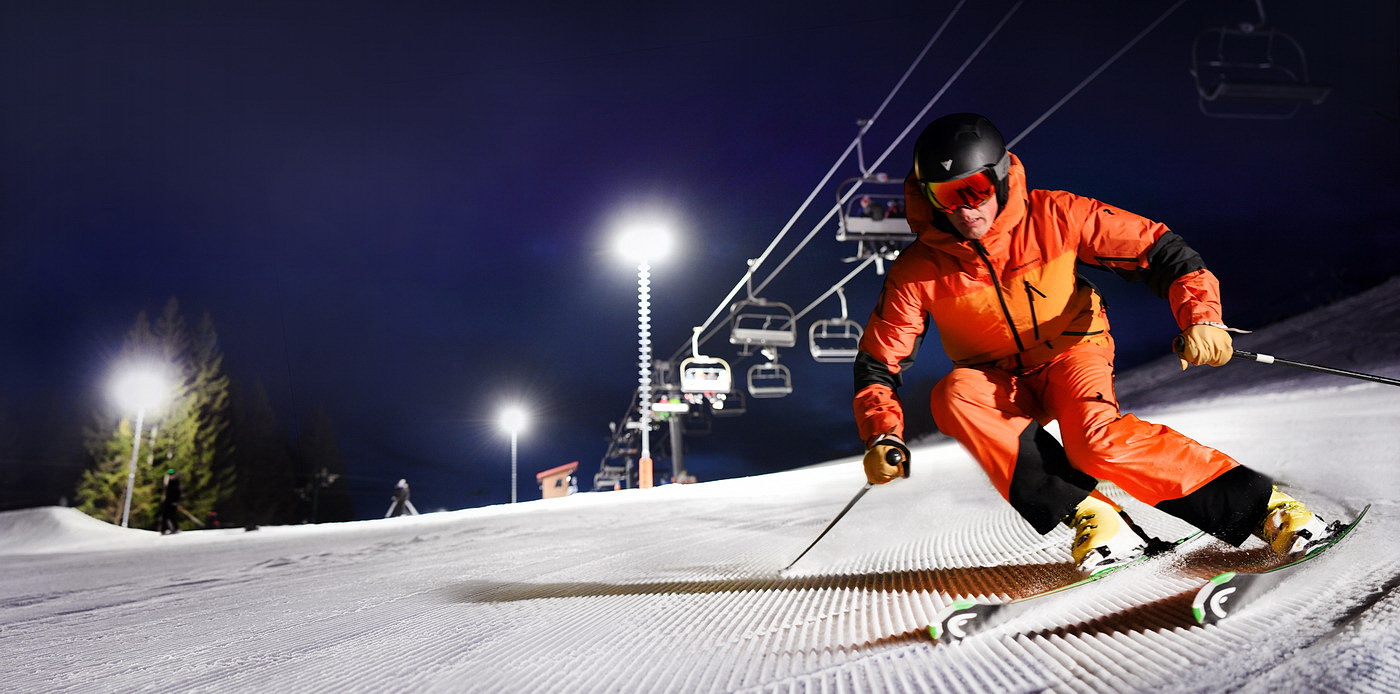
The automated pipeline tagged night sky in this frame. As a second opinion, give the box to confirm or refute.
[3,2,1397,517]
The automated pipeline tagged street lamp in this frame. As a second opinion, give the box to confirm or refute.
[614,219,674,490]
[110,364,170,528]
[498,405,528,503]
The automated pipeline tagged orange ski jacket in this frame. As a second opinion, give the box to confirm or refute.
[853,153,1223,444]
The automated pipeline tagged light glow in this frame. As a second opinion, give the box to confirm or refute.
[498,405,528,435]
[613,221,675,265]
[110,364,171,415]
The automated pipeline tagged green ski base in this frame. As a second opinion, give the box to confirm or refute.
[1190,504,1370,625]
[930,531,1202,643]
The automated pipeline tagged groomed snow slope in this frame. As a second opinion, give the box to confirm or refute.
[3,278,1399,693]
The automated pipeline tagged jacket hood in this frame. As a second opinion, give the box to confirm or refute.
[904,152,1028,259]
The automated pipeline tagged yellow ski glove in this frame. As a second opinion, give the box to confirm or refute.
[1176,322,1234,370]
[862,434,910,485]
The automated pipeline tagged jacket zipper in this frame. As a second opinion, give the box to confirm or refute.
[1024,281,1047,341]
[971,240,1026,355]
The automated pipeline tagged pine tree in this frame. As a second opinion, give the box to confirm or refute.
[296,409,355,523]
[74,299,234,529]
[227,380,300,526]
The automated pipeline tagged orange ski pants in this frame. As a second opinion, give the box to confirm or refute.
[930,341,1242,532]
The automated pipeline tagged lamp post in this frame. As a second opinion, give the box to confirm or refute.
[614,220,674,489]
[111,365,169,528]
[498,405,527,503]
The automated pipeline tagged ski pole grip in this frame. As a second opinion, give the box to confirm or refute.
[885,443,910,478]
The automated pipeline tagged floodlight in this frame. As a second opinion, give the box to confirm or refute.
[498,405,528,435]
[613,221,675,265]
[111,365,170,415]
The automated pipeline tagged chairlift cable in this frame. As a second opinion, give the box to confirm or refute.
[857,0,969,156]
[749,1,1025,301]
[1007,0,1190,149]
[681,138,859,358]
[677,2,971,358]
[793,254,880,324]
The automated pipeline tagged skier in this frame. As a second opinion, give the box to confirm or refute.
[158,469,182,535]
[854,113,1328,574]
[385,479,418,518]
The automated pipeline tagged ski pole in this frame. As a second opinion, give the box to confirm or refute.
[780,447,907,572]
[1232,349,1400,388]
[175,504,207,528]
[781,483,871,573]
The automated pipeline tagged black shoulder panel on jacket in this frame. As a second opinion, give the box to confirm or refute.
[1101,231,1207,298]
[1142,232,1207,298]
[854,350,901,394]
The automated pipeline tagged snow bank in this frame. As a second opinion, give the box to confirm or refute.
[0,506,158,555]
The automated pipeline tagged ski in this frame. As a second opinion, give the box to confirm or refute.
[930,531,1203,644]
[1190,504,1370,625]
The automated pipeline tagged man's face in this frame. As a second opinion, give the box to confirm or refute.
[944,192,999,240]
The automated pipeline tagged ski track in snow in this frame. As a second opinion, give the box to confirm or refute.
[3,278,1399,693]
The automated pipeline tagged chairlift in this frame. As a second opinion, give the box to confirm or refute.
[1190,1,1329,119]
[680,409,712,436]
[808,287,863,363]
[833,176,912,273]
[835,177,911,242]
[679,327,733,395]
[730,297,797,349]
[710,387,746,417]
[747,349,793,399]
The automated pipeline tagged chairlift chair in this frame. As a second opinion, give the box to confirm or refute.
[710,387,746,417]
[679,356,731,393]
[680,327,734,418]
[1190,2,1329,119]
[808,287,863,363]
[836,193,910,241]
[680,327,733,395]
[747,349,793,399]
[833,176,913,272]
[729,298,797,349]
[809,320,862,362]
[680,409,712,436]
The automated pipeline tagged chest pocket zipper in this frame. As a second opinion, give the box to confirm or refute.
[1025,281,1047,341]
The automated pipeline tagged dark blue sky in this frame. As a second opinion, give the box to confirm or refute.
[3,1,1397,516]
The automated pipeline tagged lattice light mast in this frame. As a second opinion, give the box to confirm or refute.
[614,220,674,489]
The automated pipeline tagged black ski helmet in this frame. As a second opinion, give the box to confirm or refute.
[912,113,1011,208]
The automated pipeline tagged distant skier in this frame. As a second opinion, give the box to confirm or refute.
[854,113,1328,574]
[158,469,182,535]
[385,479,419,518]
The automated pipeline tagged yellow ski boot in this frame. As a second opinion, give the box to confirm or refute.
[1070,492,1147,575]
[1255,487,1330,556]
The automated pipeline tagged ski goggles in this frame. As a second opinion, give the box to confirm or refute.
[921,170,997,212]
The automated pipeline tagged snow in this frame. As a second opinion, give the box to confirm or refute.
[3,278,1399,693]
